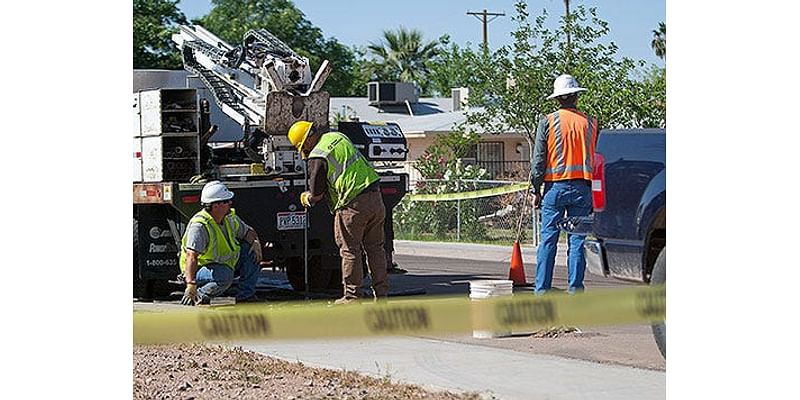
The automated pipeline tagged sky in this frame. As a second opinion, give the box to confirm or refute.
[177,0,665,69]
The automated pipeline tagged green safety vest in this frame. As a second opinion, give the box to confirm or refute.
[308,132,379,212]
[179,208,241,272]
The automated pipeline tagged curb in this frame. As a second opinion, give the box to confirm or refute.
[393,240,568,264]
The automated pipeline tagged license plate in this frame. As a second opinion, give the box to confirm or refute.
[277,211,307,230]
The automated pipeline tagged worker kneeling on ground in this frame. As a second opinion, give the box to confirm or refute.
[288,120,389,304]
[180,181,263,305]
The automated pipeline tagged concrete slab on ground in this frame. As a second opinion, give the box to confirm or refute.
[238,336,665,400]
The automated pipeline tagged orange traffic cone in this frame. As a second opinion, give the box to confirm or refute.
[508,240,532,287]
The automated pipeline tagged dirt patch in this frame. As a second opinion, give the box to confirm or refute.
[530,326,581,338]
[134,343,483,399]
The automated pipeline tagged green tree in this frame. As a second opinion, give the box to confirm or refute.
[631,66,666,128]
[426,35,487,97]
[341,46,373,97]
[366,27,440,95]
[651,22,666,60]
[464,1,655,155]
[195,0,359,96]
[133,0,187,69]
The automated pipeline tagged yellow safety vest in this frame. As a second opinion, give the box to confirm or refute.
[179,208,241,272]
[308,132,379,211]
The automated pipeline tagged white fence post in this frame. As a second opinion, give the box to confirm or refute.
[456,178,461,241]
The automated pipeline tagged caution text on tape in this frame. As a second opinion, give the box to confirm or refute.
[134,285,665,344]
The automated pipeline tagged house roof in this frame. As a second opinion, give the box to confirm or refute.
[331,97,477,136]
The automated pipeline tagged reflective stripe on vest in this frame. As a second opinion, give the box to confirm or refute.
[308,132,379,211]
[179,208,241,272]
[544,109,598,182]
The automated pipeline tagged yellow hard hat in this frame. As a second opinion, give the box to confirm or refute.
[287,121,313,152]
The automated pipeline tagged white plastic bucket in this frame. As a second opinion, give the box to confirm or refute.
[469,280,513,338]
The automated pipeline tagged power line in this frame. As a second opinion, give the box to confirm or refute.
[466,9,505,48]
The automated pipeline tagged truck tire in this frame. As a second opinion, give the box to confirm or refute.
[650,246,666,358]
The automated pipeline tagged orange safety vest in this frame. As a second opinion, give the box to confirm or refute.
[544,108,598,182]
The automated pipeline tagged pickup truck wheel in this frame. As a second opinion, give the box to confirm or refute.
[650,246,666,358]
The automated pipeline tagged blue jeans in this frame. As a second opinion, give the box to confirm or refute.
[535,180,593,294]
[196,242,261,301]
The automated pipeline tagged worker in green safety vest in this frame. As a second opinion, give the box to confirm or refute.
[287,121,388,304]
[179,181,263,305]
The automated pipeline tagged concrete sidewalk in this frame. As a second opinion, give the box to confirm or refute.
[239,336,665,400]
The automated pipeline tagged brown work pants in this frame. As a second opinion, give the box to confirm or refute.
[334,190,389,299]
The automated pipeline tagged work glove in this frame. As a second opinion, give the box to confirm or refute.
[181,283,200,306]
[300,191,313,208]
[532,192,542,209]
[250,239,263,262]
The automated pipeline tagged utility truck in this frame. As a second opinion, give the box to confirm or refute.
[133,25,409,299]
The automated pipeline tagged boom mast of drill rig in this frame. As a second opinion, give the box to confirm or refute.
[171,24,333,176]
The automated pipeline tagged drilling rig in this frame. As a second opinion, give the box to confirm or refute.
[133,25,408,298]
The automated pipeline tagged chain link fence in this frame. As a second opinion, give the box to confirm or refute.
[393,179,541,246]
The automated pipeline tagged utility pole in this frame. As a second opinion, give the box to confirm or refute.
[466,9,505,48]
[564,0,571,49]
[564,0,571,70]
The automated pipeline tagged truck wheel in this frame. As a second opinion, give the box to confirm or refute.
[650,246,666,358]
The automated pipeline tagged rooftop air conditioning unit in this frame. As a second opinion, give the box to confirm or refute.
[367,81,419,105]
[452,87,469,111]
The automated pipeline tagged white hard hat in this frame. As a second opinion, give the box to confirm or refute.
[200,180,234,204]
[546,74,587,99]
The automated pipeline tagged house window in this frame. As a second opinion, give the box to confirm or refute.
[465,141,504,178]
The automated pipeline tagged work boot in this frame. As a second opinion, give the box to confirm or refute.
[333,297,357,305]
[387,262,407,275]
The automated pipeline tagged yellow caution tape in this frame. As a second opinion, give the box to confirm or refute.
[134,285,665,344]
[406,182,531,202]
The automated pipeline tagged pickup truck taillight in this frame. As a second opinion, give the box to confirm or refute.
[591,152,605,212]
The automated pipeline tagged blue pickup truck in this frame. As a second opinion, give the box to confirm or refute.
[574,128,666,357]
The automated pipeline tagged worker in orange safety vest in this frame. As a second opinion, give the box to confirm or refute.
[531,74,598,294]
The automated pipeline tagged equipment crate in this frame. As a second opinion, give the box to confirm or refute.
[139,88,199,136]
[141,135,200,182]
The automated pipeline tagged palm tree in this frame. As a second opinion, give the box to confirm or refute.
[367,27,440,87]
[651,22,666,59]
